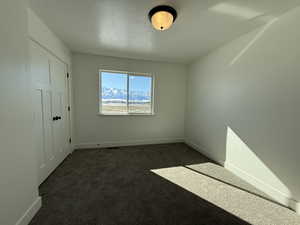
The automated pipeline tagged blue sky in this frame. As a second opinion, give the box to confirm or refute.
[101,72,151,92]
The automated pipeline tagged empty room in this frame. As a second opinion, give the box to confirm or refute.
[1,0,300,224]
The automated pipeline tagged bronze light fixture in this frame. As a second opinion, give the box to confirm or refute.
[149,5,177,31]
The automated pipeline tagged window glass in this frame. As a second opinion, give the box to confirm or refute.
[100,71,153,115]
[101,72,127,114]
[129,75,152,114]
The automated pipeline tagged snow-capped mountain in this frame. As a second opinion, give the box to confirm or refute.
[102,87,150,101]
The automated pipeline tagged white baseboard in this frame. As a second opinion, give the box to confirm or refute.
[75,138,185,150]
[296,202,300,215]
[15,196,41,225]
[185,139,300,215]
[224,161,299,213]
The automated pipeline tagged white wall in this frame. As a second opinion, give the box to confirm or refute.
[0,1,41,225]
[72,53,187,148]
[27,8,71,65]
[185,7,300,213]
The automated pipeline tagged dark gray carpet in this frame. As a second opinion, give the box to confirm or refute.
[29,143,251,225]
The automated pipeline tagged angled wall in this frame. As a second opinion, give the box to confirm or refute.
[185,7,300,213]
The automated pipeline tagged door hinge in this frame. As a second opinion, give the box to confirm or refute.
[67,73,69,78]
[69,138,71,143]
[68,106,71,111]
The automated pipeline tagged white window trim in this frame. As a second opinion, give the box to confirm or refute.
[98,69,155,116]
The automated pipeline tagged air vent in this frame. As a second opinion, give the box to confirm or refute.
[106,147,120,150]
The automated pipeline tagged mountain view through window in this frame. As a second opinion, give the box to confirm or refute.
[100,71,153,114]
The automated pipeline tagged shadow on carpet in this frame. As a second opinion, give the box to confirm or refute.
[29,143,251,225]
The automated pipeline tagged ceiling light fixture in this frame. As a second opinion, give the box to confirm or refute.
[148,5,177,31]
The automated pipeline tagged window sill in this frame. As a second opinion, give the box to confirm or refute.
[98,113,155,116]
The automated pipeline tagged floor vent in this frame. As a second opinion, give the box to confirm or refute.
[106,147,120,150]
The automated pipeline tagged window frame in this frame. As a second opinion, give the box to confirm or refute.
[99,69,155,116]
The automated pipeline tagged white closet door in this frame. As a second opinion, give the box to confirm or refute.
[32,88,47,182]
[30,41,70,184]
[50,57,69,163]
[30,41,54,183]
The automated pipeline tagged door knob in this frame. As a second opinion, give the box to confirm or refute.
[53,116,59,121]
[58,116,62,120]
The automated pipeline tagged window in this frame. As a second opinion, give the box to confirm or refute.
[99,70,154,115]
